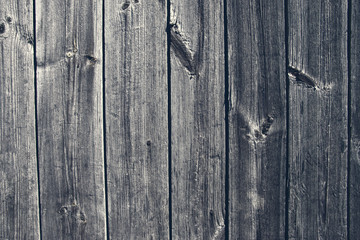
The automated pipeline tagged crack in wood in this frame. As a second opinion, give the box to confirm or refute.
[122,1,130,10]
[84,55,99,65]
[288,66,317,88]
[169,5,204,79]
[169,24,197,76]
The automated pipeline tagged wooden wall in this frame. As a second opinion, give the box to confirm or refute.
[0,0,357,239]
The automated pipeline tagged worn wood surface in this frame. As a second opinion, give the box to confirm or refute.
[170,0,225,239]
[350,0,360,238]
[36,0,106,239]
[227,1,287,239]
[104,0,169,239]
[1,1,357,239]
[0,1,40,239]
[288,1,348,239]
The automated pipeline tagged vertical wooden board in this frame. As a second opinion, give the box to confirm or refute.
[350,0,360,238]
[227,0,286,239]
[105,0,169,239]
[36,0,106,239]
[288,1,348,239]
[0,1,40,239]
[170,0,225,239]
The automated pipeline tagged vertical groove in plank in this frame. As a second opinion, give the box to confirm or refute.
[227,0,287,239]
[102,0,110,238]
[0,1,40,239]
[170,1,226,239]
[349,0,360,238]
[36,0,106,239]
[33,0,42,238]
[104,0,169,239]
[223,0,230,238]
[284,0,290,238]
[347,0,352,238]
[288,1,348,239]
[166,0,173,237]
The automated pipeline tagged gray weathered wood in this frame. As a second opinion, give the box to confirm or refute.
[0,1,40,239]
[170,0,225,239]
[104,0,169,238]
[227,0,287,239]
[350,0,360,238]
[288,1,348,239]
[36,0,106,239]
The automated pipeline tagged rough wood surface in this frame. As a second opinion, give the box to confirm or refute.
[0,1,40,239]
[36,0,106,239]
[169,0,226,239]
[350,0,360,238]
[104,0,169,239]
[227,0,287,239]
[2,1,356,239]
[288,1,348,239]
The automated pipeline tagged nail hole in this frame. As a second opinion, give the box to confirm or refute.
[146,140,151,146]
[6,17,12,23]
[66,51,74,58]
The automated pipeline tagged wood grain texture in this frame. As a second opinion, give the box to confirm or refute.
[227,0,286,239]
[0,1,40,239]
[350,0,360,238]
[104,0,169,239]
[288,1,348,239]
[36,0,106,239]
[170,0,225,239]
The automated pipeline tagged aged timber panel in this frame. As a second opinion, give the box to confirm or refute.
[169,0,226,239]
[36,0,106,239]
[227,0,287,239]
[104,0,169,239]
[0,1,40,239]
[288,0,348,239]
[350,0,359,238]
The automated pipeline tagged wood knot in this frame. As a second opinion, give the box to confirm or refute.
[261,115,274,135]
[245,115,275,143]
[58,203,87,224]
[58,206,69,215]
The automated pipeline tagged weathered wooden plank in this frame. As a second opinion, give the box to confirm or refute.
[170,0,225,239]
[0,1,40,239]
[227,0,286,239]
[288,1,348,239]
[350,0,360,238]
[104,1,169,238]
[36,0,106,239]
